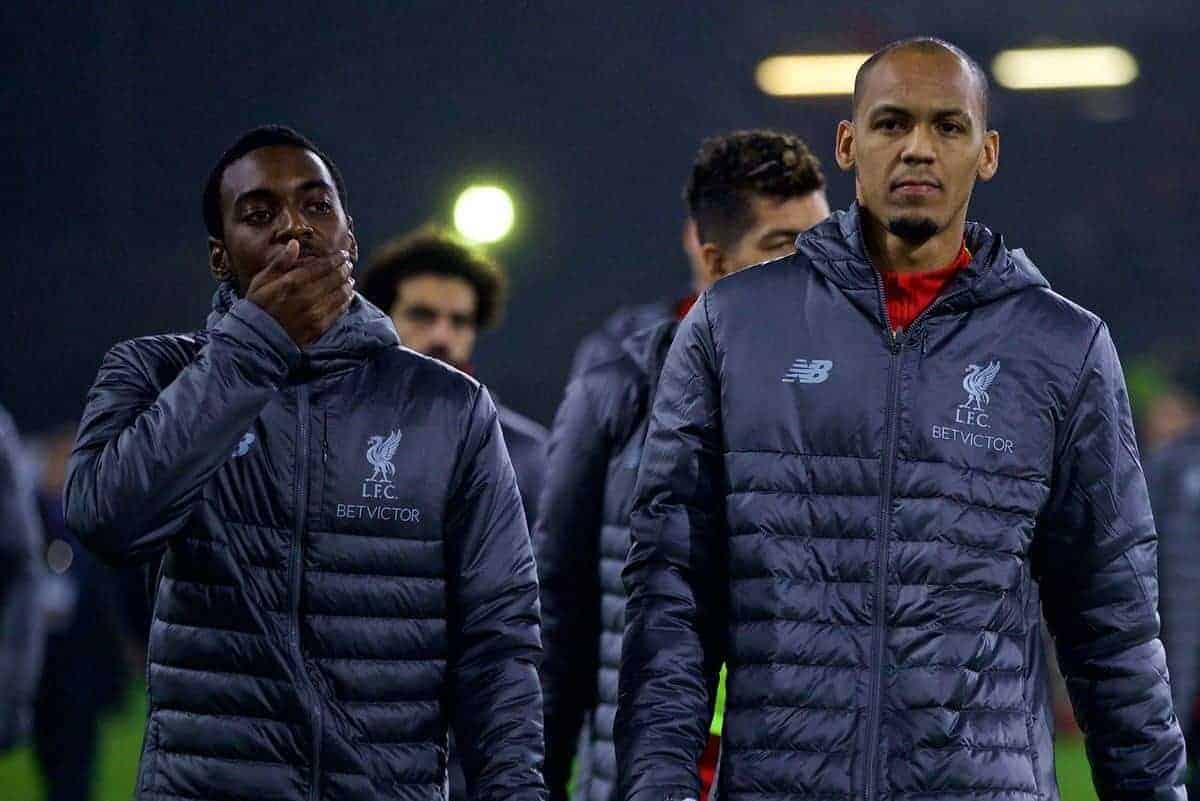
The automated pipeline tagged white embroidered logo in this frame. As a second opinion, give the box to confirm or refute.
[931,359,1014,453]
[364,429,402,484]
[343,428,420,521]
[231,432,255,458]
[961,361,1001,411]
[781,359,834,384]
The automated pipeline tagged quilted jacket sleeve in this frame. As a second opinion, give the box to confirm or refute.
[1034,322,1188,800]
[616,296,727,801]
[0,409,45,752]
[446,386,547,801]
[533,372,608,801]
[65,298,299,564]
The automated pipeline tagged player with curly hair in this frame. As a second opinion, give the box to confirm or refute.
[537,130,829,801]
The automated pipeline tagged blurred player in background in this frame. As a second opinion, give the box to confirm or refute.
[29,422,141,801]
[361,227,547,528]
[536,130,828,801]
[1145,359,1200,794]
[0,403,45,755]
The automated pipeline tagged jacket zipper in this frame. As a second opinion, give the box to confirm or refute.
[864,266,902,801]
[863,274,969,801]
[290,384,324,801]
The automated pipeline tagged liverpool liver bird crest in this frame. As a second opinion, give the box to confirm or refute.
[962,361,1001,411]
[365,429,402,483]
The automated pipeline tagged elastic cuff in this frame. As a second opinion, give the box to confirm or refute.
[219,298,303,374]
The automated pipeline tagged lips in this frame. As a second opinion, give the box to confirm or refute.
[891,178,942,192]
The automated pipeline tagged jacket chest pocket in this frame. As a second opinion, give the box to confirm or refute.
[903,353,1055,488]
[317,410,446,538]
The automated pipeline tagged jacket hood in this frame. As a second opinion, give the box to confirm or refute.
[620,319,679,382]
[796,202,1049,328]
[205,282,399,375]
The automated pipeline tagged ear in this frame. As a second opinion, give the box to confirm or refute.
[681,217,701,257]
[835,120,856,172]
[698,242,727,288]
[208,237,230,281]
[977,130,1000,182]
[346,216,359,263]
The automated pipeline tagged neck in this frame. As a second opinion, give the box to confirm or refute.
[861,206,967,274]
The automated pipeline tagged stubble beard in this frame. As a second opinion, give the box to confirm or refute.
[887,215,941,244]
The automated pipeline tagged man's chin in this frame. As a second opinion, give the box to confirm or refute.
[887,215,940,244]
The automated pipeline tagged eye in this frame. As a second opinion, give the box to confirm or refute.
[307,199,334,214]
[404,307,437,325]
[938,121,964,134]
[242,210,272,225]
[450,313,476,330]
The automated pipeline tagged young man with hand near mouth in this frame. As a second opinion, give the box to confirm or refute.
[66,125,547,801]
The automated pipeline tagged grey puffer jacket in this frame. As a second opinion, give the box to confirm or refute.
[568,301,674,380]
[66,286,547,801]
[498,404,548,530]
[617,204,1187,801]
[1146,424,1200,743]
[536,321,676,801]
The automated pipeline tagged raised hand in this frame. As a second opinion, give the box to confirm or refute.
[245,240,355,347]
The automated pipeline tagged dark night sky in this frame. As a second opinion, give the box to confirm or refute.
[4,1,1198,432]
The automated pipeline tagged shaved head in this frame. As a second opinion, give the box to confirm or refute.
[853,37,990,125]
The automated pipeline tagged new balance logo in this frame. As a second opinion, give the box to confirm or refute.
[782,359,834,384]
[231,432,255,458]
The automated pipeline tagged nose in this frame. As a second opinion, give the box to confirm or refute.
[428,315,456,345]
[275,206,316,242]
[900,124,936,165]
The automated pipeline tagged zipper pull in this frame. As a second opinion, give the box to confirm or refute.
[321,412,329,464]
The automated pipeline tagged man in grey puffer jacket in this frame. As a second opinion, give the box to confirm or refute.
[617,37,1188,801]
[538,129,829,801]
[66,125,546,801]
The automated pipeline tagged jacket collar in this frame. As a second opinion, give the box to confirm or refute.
[795,202,1049,330]
[205,281,399,376]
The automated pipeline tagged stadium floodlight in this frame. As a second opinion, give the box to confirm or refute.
[453,185,515,244]
[992,46,1138,90]
[755,53,872,97]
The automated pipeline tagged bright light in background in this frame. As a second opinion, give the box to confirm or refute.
[755,53,871,96]
[453,185,515,244]
[992,46,1138,90]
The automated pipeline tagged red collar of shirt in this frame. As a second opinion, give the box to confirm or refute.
[674,292,698,321]
[880,242,971,332]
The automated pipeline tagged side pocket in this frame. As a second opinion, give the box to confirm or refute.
[1022,572,1057,801]
[1024,712,1043,800]
[133,714,160,797]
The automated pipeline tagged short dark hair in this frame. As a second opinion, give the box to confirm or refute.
[203,124,349,238]
[684,130,825,249]
[362,226,507,329]
[853,37,990,125]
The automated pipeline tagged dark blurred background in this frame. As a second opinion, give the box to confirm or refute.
[3,3,1199,799]
[4,1,1198,432]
